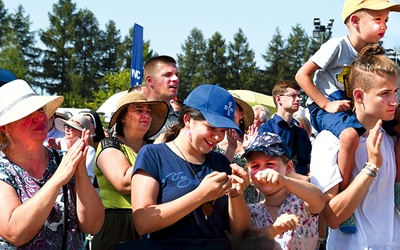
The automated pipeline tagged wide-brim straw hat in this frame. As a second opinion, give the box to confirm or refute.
[109,91,169,138]
[0,79,64,126]
[231,93,254,132]
[54,114,91,132]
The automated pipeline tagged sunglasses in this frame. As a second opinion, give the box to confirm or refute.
[63,124,75,130]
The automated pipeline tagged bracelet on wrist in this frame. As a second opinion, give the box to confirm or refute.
[365,162,380,172]
[362,167,377,178]
[229,194,240,198]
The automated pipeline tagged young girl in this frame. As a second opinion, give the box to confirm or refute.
[243,132,324,249]
[131,84,251,248]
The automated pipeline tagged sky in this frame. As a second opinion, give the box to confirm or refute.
[3,0,400,68]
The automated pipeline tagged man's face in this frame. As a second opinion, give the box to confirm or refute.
[149,62,179,101]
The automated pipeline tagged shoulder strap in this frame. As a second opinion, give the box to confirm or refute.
[100,137,121,151]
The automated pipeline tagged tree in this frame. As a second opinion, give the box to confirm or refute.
[0,31,27,78]
[87,69,130,111]
[227,28,257,91]
[73,8,101,102]
[204,32,228,86]
[177,27,207,99]
[0,0,11,48]
[262,27,286,94]
[98,20,122,76]
[283,24,312,80]
[9,5,41,85]
[40,0,77,95]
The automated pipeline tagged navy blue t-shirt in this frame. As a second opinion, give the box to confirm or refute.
[133,143,232,240]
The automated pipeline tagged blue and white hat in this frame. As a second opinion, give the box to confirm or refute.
[184,84,241,134]
[243,132,290,159]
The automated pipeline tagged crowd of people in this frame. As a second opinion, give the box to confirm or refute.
[1,0,400,249]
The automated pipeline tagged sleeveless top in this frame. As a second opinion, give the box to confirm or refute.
[94,137,137,209]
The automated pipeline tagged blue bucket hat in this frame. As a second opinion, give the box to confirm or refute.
[243,132,290,159]
[184,84,241,134]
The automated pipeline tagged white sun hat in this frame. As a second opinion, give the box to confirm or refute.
[0,79,64,126]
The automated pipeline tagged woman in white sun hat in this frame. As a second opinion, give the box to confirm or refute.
[0,79,104,249]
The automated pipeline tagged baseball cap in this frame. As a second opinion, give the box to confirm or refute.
[184,84,241,134]
[342,0,400,23]
[242,132,290,159]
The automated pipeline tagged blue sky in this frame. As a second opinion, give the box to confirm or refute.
[3,0,400,68]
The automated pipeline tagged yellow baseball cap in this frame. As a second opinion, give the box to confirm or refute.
[341,0,400,23]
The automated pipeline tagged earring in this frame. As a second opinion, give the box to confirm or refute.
[361,103,365,110]
[184,129,191,137]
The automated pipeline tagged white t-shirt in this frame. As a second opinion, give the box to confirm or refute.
[310,130,400,249]
[307,35,358,105]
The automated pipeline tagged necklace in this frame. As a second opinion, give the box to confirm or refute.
[172,140,216,220]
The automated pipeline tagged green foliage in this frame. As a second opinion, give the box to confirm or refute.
[205,32,228,85]
[227,28,258,91]
[2,0,357,111]
[177,27,207,99]
[0,31,28,78]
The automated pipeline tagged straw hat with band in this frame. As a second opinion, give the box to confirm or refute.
[231,93,255,133]
[341,0,400,23]
[0,79,64,126]
[54,114,91,133]
[109,92,169,138]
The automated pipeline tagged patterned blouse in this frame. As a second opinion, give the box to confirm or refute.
[0,149,85,249]
[247,193,319,250]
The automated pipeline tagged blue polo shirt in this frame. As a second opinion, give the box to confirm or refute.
[257,114,311,175]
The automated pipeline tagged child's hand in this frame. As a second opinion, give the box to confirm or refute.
[324,100,351,113]
[271,213,300,236]
[255,169,284,187]
[228,164,250,197]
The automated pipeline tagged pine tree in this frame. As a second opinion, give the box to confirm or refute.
[205,32,228,87]
[177,27,207,99]
[227,28,257,91]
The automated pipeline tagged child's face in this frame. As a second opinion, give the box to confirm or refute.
[357,9,390,44]
[247,151,288,190]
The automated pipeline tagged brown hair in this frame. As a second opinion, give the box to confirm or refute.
[144,55,177,77]
[163,106,205,142]
[349,44,399,95]
[271,80,301,106]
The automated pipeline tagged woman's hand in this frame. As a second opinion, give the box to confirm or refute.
[47,137,61,150]
[228,164,250,197]
[243,125,258,149]
[52,131,88,186]
[225,129,238,153]
[197,172,232,202]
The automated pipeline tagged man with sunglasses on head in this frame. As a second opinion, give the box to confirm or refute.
[257,80,311,178]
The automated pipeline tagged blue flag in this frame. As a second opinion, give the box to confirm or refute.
[130,23,144,88]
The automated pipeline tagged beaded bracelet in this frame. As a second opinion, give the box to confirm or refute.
[362,167,377,178]
[365,162,380,173]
